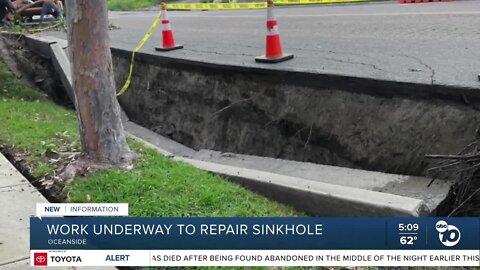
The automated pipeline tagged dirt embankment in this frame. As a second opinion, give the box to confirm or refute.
[0,34,71,106]
[113,51,480,177]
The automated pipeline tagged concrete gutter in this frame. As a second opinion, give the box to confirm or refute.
[123,121,194,157]
[19,34,453,217]
[125,127,434,217]
[191,150,451,213]
[175,156,430,217]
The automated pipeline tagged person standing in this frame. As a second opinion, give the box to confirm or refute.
[0,0,14,26]
[39,0,62,25]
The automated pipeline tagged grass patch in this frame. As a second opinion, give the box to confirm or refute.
[108,0,162,11]
[0,62,80,177]
[107,0,194,11]
[68,140,298,217]
[0,59,299,217]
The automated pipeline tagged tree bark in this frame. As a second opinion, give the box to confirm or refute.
[66,0,135,166]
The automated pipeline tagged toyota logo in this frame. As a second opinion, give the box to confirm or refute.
[35,256,46,263]
[34,252,48,266]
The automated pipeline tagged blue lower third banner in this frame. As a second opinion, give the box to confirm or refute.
[30,217,480,267]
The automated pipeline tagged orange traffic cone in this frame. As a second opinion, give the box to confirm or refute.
[255,0,293,63]
[155,3,183,51]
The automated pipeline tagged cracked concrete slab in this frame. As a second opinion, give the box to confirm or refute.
[1,258,31,270]
[0,154,47,267]
[398,54,436,85]
[0,156,31,189]
[0,154,116,270]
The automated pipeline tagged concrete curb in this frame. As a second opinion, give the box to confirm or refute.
[126,128,432,217]
[123,121,195,157]
[174,157,430,217]
[45,37,130,122]
[50,42,75,103]
[192,149,452,213]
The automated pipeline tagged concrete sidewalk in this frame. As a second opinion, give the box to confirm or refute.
[0,153,47,269]
[0,154,115,270]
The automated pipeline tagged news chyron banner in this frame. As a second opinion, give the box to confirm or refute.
[31,204,480,267]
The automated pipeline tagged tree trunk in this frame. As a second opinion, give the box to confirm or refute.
[66,0,135,166]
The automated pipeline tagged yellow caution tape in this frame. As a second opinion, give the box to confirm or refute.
[117,12,163,96]
[276,0,374,4]
[168,0,379,10]
[117,0,378,96]
[274,0,381,6]
[168,2,265,10]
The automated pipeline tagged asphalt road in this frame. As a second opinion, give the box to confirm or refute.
[105,1,480,89]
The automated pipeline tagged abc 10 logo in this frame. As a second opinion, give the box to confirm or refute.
[435,220,461,247]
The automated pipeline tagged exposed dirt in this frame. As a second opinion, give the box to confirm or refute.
[428,142,480,217]
[0,33,72,106]
[113,52,480,177]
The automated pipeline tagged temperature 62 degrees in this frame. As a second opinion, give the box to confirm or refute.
[400,236,418,245]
